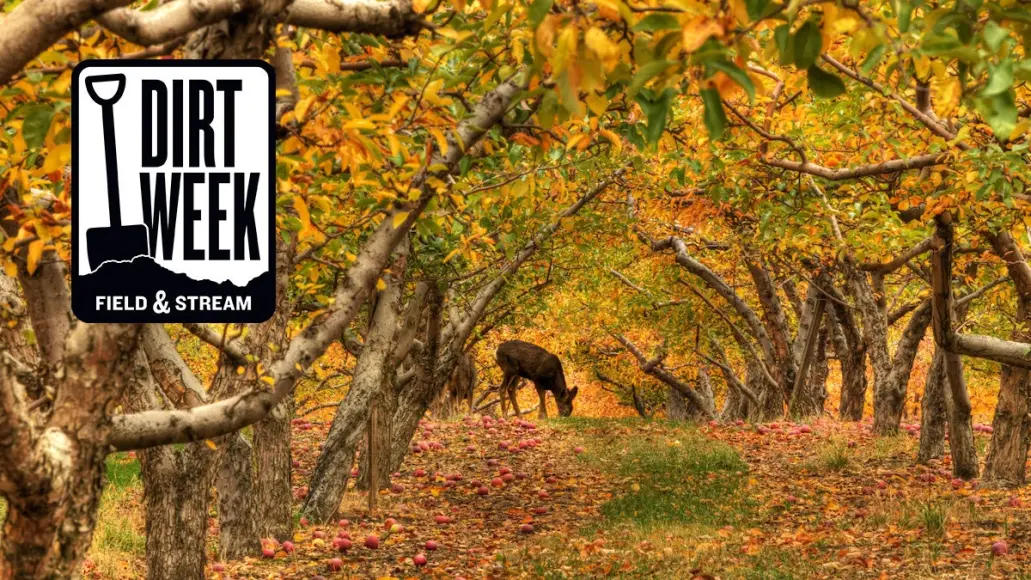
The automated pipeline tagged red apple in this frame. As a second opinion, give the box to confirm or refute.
[364,534,380,549]
[574,446,585,454]
[313,530,326,539]
[491,477,504,488]
[992,540,1008,556]
[876,480,887,490]
[425,540,439,551]
[282,540,295,554]
[414,469,427,477]
[534,506,548,514]
[434,515,451,524]
[300,516,309,527]
[538,490,550,499]
[414,553,428,566]
[211,563,225,572]
[390,523,404,533]
[328,557,343,571]
[384,518,397,530]
[338,519,350,527]
[951,478,964,490]
[502,473,515,483]
[519,523,535,534]
[1008,496,1023,508]
[261,548,275,559]
[477,486,489,496]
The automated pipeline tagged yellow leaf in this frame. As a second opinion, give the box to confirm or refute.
[4,259,17,277]
[26,240,43,275]
[729,0,750,25]
[205,440,218,450]
[429,128,449,156]
[682,17,723,53]
[392,211,410,229]
[376,278,387,291]
[599,128,623,155]
[585,27,620,72]
[294,95,315,121]
[42,143,71,174]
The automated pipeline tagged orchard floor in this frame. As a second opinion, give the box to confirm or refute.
[83,416,1031,579]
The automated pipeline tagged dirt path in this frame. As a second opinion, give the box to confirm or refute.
[212,415,612,578]
[705,418,1031,579]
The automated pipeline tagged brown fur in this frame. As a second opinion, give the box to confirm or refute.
[495,340,578,418]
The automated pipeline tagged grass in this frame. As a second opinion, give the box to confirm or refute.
[806,440,851,473]
[86,453,146,579]
[509,419,790,578]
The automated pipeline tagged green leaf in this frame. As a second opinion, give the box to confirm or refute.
[633,13,681,32]
[628,59,674,95]
[635,88,675,146]
[982,89,1018,138]
[527,0,553,27]
[700,88,727,140]
[859,44,887,75]
[983,21,1010,52]
[745,0,770,20]
[22,106,54,149]
[709,59,755,103]
[897,0,914,33]
[982,60,1014,96]
[774,25,793,66]
[792,21,823,70]
[806,65,846,98]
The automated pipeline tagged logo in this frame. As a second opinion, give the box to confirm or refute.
[71,60,275,323]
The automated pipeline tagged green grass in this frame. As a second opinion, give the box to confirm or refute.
[588,431,751,529]
[806,440,850,473]
[510,420,777,578]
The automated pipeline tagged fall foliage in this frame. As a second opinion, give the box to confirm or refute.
[2,0,1031,578]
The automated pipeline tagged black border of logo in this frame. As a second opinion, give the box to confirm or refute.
[70,59,276,323]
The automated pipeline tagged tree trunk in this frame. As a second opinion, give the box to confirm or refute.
[746,257,797,393]
[983,231,1031,486]
[792,323,829,418]
[217,433,259,558]
[253,399,293,541]
[667,384,689,421]
[141,445,210,580]
[917,348,947,463]
[825,295,867,421]
[0,443,107,579]
[302,256,408,522]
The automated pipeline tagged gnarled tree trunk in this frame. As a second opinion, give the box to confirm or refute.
[917,348,948,463]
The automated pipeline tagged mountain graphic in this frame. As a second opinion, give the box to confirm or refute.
[73,255,275,323]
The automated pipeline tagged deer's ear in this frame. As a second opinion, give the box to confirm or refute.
[569,386,579,398]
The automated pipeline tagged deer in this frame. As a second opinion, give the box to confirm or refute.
[495,340,578,418]
[431,350,476,418]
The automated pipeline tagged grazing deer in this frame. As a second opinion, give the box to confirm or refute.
[495,340,578,418]
[431,351,477,418]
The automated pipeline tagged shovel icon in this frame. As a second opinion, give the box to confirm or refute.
[84,73,150,271]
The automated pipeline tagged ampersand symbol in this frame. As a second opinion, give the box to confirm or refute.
[153,291,171,314]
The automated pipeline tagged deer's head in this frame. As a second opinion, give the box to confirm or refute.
[556,386,578,417]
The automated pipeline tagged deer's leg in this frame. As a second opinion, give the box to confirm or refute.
[537,387,548,419]
[499,373,515,417]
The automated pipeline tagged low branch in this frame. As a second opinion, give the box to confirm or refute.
[765,153,946,181]
[182,323,247,364]
[859,238,933,273]
[613,334,716,420]
[98,0,260,46]
[283,0,428,38]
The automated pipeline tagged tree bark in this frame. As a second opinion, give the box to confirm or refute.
[253,399,294,541]
[217,433,260,558]
[983,231,1031,486]
[917,348,948,463]
[141,445,210,580]
[667,385,690,421]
